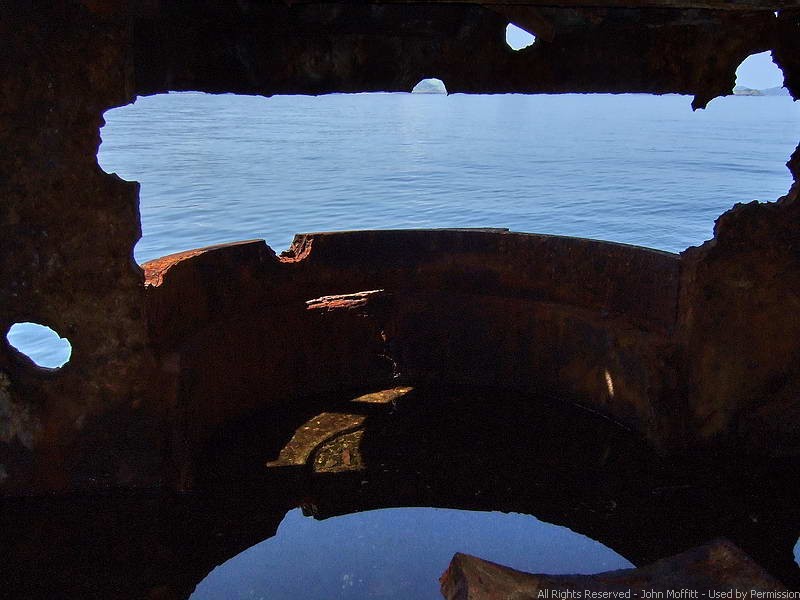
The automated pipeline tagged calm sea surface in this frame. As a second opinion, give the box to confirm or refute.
[9,92,800,598]
[99,92,799,262]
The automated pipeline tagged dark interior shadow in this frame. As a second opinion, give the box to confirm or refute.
[198,384,800,589]
[3,384,800,600]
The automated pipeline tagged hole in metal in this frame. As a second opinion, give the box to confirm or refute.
[6,322,72,369]
[506,23,536,51]
[733,51,786,95]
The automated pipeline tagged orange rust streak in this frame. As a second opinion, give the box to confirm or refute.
[279,236,313,263]
[141,248,207,287]
[305,290,385,312]
[307,298,369,311]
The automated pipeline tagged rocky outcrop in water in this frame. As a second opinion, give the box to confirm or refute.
[412,78,448,94]
[733,85,791,95]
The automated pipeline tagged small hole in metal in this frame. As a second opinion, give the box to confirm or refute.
[6,322,72,369]
[506,23,536,51]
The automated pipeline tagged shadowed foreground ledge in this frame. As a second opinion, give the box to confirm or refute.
[441,540,788,600]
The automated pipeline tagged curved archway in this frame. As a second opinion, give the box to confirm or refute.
[190,507,631,599]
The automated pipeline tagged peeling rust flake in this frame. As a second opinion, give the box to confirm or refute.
[306,289,387,312]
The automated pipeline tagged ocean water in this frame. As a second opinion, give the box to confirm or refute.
[99,92,799,263]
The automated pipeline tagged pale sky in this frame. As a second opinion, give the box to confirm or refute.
[506,24,536,51]
[735,51,785,89]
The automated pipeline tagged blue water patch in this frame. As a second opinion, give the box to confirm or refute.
[98,92,799,263]
[191,507,633,600]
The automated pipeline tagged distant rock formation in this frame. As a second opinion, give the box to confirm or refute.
[733,85,790,96]
[411,78,447,94]
[762,85,791,95]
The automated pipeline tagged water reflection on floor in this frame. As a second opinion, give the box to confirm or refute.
[191,507,632,600]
